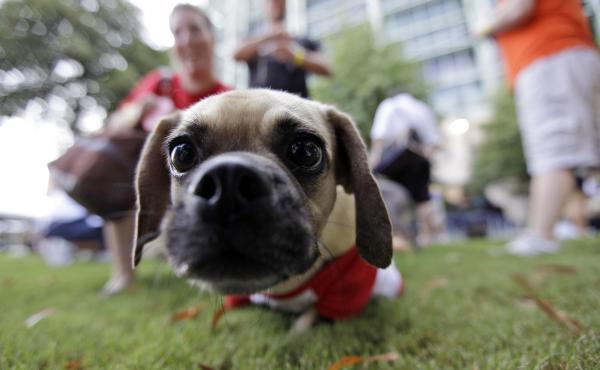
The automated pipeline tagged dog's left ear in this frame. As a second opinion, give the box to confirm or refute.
[326,107,392,268]
[132,112,180,267]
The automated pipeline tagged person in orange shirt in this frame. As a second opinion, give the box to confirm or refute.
[475,0,600,255]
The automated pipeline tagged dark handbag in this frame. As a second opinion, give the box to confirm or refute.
[48,127,148,219]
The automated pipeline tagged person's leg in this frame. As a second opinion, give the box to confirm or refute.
[102,213,135,294]
[415,200,435,246]
[528,169,575,240]
[404,155,442,247]
[507,169,574,255]
[563,178,589,235]
[375,177,415,251]
[508,48,600,255]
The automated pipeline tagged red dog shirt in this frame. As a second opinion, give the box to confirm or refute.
[224,247,403,320]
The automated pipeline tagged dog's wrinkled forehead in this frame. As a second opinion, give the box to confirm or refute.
[173,89,333,155]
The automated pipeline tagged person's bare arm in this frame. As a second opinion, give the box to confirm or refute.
[297,48,332,76]
[476,0,536,39]
[107,94,157,130]
[233,26,290,62]
[268,42,332,76]
[233,33,273,62]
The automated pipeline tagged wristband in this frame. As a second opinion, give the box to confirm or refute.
[293,47,306,67]
[478,24,494,39]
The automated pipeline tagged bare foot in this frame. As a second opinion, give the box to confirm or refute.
[101,275,133,296]
[392,235,412,251]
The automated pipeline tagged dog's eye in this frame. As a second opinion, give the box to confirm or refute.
[287,136,323,169]
[170,142,197,173]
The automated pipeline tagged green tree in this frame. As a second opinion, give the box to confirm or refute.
[469,89,529,195]
[310,24,427,141]
[0,0,169,134]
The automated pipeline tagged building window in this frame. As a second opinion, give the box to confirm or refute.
[307,2,366,38]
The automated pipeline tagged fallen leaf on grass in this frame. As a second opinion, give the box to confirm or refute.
[198,346,235,370]
[535,264,578,276]
[327,352,400,370]
[198,358,232,370]
[170,305,203,323]
[425,277,449,290]
[515,297,537,311]
[328,356,363,370]
[512,274,584,336]
[420,276,449,301]
[533,264,578,284]
[2,277,13,287]
[65,359,83,370]
[367,352,401,362]
[211,307,228,330]
[125,284,141,294]
[25,308,55,328]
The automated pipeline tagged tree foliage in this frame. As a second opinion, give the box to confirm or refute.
[310,24,427,141]
[469,89,529,195]
[0,0,169,134]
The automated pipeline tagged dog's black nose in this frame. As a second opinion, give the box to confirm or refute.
[195,161,271,221]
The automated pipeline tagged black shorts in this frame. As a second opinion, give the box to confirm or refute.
[375,149,431,204]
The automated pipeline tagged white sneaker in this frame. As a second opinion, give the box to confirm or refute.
[505,234,560,256]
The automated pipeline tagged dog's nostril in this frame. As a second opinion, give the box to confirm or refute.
[196,173,219,201]
[238,172,269,202]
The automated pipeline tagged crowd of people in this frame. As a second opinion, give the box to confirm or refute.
[35,0,600,295]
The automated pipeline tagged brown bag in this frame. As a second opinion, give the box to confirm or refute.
[48,127,148,219]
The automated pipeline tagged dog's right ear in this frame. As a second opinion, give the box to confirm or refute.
[132,112,180,267]
[326,107,393,269]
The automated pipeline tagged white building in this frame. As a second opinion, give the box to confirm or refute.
[204,0,507,119]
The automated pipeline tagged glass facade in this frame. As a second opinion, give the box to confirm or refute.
[307,0,367,39]
[206,0,599,120]
[382,0,486,117]
[304,0,491,117]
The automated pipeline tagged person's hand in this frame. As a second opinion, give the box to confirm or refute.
[471,22,494,42]
[269,42,296,63]
[107,94,157,130]
[263,24,292,44]
[140,93,159,115]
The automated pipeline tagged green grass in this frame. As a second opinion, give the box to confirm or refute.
[1,238,599,370]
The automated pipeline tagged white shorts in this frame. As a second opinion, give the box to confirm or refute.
[515,47,600,176]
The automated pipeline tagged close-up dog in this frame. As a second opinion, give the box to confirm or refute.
[133,89,403,331]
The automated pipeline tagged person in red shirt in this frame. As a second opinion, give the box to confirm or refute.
[102,4,230,294]
[475,0,600,256]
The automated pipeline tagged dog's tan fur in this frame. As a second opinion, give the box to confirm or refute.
[133,89,392,296]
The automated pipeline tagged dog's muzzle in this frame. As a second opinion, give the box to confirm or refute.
[166,152,318,294]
